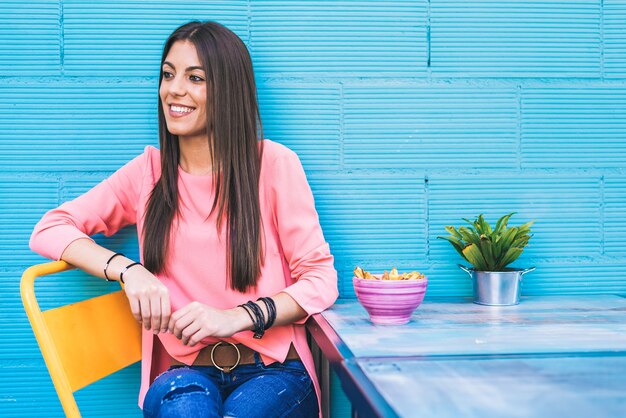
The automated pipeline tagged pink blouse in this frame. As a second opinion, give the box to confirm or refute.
[29,139,338,414]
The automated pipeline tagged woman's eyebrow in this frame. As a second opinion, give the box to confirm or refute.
[162,61,205,72]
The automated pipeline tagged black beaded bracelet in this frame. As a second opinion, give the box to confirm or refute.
[237,303,260,337]
[239,304,256,330]
[248,301,266,339]
[242,301,263,339]
[257,297,277,330]
[104,252,125,282]
[239,301,266,339]
[119,262,142,284]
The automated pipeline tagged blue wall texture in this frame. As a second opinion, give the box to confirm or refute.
[2,1,626,416]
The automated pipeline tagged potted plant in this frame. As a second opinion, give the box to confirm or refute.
[438,213,535,306]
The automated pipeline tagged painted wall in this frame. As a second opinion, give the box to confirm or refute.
[2,1,626,416]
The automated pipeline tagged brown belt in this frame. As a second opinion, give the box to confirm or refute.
[170,342,300,373]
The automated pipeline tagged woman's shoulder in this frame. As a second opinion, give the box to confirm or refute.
[123,145,160,168]
[143,144,160,160]
[140,145,161,178]
[260,139,300,167]
[259,140,310,194]
[108,145,159,180]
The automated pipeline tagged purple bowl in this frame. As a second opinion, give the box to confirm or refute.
[353,276,428,325]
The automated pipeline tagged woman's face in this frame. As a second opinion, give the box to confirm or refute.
[159,40,208,141]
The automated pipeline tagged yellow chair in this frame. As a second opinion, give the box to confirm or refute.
[20,261,142,417]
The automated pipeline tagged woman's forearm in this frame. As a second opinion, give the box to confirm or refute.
[228,291,308,333]
[60,238,135,282]
[269,292,308,327]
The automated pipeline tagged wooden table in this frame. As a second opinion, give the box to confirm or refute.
[307,295,626,418]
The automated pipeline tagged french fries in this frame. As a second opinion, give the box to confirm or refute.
[354,266,425,280]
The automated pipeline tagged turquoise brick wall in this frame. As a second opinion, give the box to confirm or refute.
[2,1,626,416]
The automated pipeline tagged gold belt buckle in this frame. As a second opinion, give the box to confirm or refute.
[210,342,241,373]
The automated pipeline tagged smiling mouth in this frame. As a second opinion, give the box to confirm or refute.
[169,104,196,116]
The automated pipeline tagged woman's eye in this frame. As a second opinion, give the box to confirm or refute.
[190,75,205,82]
[162,71,173,79]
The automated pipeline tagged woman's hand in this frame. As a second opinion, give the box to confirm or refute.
[122,266,171,334]
[168,302,249,346]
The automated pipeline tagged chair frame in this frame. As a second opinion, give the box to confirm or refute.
[21,261,141,417]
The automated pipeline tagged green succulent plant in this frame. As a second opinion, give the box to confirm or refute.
[437,213,534,271]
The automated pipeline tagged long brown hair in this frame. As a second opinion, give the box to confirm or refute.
[143,21,264,292]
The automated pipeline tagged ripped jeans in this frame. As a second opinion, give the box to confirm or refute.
[142,352,319,418]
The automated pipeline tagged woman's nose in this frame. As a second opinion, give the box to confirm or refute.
[168,75,186,96]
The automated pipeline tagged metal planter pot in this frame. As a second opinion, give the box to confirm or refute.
[458,264,536,306]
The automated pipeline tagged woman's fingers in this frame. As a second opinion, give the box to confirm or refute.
[180,321,202,346]
[166,302,240,342]
[171,310,195,339]
[127,295,142,323]
[169,303,222,344]
[139,294,152,330]
[160,293,171,334]
[150,290,162,333]
[122,268,171,333]
[168,302,193,333]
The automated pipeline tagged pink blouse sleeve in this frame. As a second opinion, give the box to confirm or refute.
[29,148,150,261]
[269,148,339,324]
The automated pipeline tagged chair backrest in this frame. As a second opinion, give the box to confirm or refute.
[21,261,142,418]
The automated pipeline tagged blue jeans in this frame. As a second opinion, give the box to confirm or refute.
[142,352,319,418]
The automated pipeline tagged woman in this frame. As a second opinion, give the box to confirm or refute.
[29,21,337,417]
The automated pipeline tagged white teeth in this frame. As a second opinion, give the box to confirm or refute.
[171,105,194,113]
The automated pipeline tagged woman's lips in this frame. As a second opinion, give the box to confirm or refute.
[168,104,196,118]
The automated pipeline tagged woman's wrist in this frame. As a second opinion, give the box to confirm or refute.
[105,254,141,283]
[104,254,129,281]
[120,262,143,284]
[230,300,272,336]
[229,306,253,333]
[103,252,125,281]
